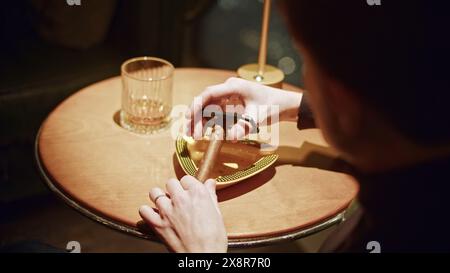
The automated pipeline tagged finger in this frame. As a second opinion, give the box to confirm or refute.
[188,79,249,139]
[245,104,260,127]
[165,178,184,197]
[226,104,259,141]
[204,179,221,213]
[179,175,199,190]
[227,120,249,141]
[183,115,203,139]
[193,115,204,140]
[139,209,185,252]
[204,179,217,200]
[139,205,165,228]
[183,116,192,137]
[184,96,202,139]
[188,78,245,121]
[149,187,172,214]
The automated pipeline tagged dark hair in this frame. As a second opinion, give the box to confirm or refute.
[281,0,450,146]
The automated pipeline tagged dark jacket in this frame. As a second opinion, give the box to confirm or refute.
[298,98,450,252]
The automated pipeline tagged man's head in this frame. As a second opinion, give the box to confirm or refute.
[281,1,450,170]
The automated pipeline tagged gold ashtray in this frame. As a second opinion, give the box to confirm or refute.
[175,136,278,189]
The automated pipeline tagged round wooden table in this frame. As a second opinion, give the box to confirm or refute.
[36,68,358,248]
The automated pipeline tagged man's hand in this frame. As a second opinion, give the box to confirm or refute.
[185,77,303,140]
[139,175,227,253]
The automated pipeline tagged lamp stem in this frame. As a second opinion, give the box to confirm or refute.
[258,0,271,77]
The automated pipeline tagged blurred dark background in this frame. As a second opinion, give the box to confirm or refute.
[1,0,311,252]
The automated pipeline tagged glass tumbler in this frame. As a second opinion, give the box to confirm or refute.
[120,57,174,134]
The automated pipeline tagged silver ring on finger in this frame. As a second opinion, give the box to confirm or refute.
[154,194,168,204]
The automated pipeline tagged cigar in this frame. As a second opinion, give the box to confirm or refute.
[195,125,224,182]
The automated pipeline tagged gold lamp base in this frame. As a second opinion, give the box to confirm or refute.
[237,63,284,88]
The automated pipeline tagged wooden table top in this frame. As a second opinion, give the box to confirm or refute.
[37,68,358,247]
